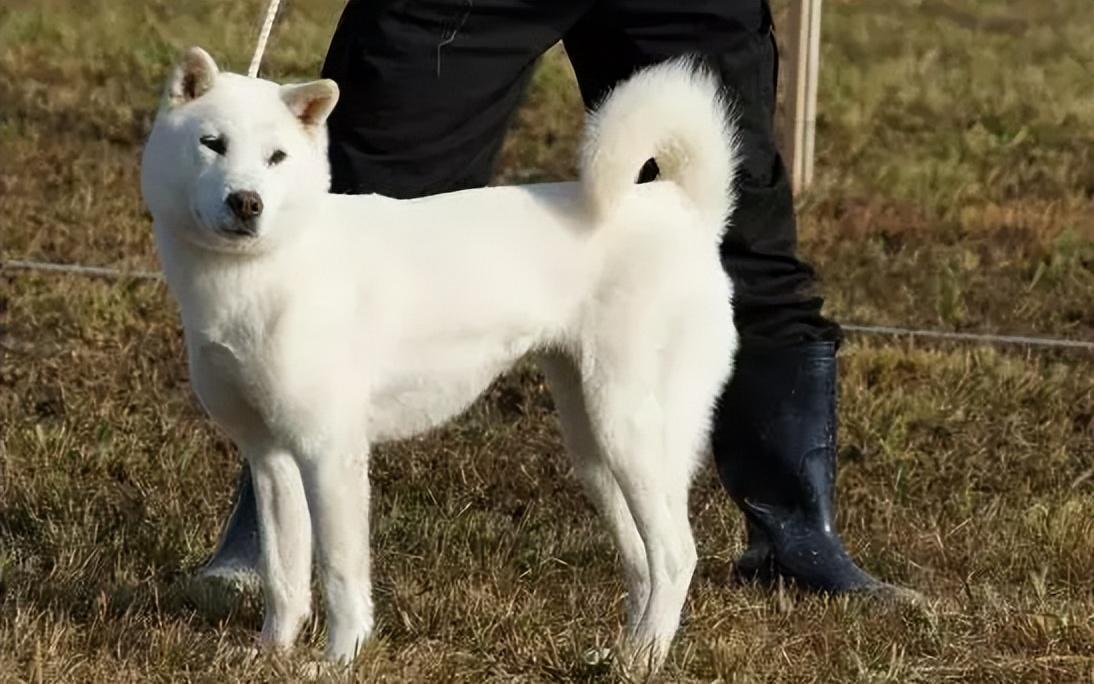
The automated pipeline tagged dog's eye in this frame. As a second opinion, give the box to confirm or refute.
[268,150,287,166]
[200,135,227,155]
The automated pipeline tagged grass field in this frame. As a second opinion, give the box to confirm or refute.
[2,0,1093,681]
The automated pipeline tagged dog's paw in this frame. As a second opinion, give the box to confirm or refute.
[582,646,613,666]
[616,636,670,683]
[299,660,334,681]
[219,642,261,668]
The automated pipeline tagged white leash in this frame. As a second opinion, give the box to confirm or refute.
[247,0,283,78]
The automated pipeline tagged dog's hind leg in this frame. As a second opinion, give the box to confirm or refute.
[248,444,313,650]
[540,353,651,630]
[298,444,374,664]
[610,299,731,674]
[583,367,699,675]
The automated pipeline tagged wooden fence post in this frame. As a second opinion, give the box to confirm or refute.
[782,0,823,194]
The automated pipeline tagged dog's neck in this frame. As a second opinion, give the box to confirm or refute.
[155,221,295,339]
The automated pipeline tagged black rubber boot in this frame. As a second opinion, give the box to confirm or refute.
[186,463,261,612]
[201,463,260,576]
[712,341,912,597]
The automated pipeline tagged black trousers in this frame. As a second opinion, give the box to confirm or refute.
[321,0,838,345]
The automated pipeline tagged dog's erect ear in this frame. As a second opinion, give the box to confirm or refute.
[167,47,219,107]
[280,80,340,129]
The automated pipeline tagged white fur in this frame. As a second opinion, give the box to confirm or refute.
[141,47,740,673]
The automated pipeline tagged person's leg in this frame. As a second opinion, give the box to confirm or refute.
[322,0,587,198]
[564,0,905,594]
[197,0,589,587]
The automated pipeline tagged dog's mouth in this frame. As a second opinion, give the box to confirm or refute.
[216,221,259,240]
[187,204,263,252]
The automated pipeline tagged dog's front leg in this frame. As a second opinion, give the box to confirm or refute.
[298,444,373,664]
[247,444,313,650]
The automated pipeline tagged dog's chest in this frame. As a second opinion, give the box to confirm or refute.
[186,318,281,442]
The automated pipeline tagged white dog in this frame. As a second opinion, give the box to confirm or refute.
[141,46,739,672]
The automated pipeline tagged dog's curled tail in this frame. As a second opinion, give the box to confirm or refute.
[580,58,741,236]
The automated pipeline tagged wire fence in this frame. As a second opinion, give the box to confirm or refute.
[4,258,1091,353]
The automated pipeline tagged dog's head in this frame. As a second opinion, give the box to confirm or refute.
[141,47,339,254]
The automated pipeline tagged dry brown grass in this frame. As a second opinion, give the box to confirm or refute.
[2,0,1093,681]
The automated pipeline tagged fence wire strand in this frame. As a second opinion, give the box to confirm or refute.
[3,258,1090,352]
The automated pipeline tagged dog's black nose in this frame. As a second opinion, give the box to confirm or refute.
[226,190,263,222]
